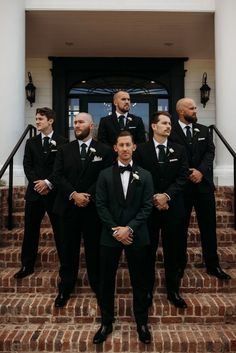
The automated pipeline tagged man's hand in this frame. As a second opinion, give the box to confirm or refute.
[34,180,49,195]
[153,193,169,211]
[112,226,133,245]
[189,168,203,184]
[72,192,91,207]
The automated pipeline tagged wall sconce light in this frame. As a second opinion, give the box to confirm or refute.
[25,72,36,107]
[200,72,211,108]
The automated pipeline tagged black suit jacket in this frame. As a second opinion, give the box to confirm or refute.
[23,132,68,202]
[97,113,146,146]
[134,140,188,203]
[169,121,215,192]
[53,139,114,216]
[96,163,153,247]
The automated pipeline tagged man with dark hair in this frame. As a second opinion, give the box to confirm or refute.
[14,107,68,279]
[93,130,153,344]
[170,98,231,280]
[134,111,189,309]
[53,112,114,308]
[97,90,146,146]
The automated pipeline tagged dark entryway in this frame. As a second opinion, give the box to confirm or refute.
[49,57,187,138]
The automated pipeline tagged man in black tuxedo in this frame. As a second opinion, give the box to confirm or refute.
[93,131,153,345]
[97,90,146,146]
[169,98,231,280]
[53,112,114,308]
[134,112,189,309]
[14,107,68,279]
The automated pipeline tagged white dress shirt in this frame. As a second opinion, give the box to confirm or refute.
[118,160,133,198]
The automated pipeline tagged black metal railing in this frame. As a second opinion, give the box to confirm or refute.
[0,124,37,230]
[209,124,236,229]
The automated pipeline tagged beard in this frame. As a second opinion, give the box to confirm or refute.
[184,114,197,123]
[75,127,91,140]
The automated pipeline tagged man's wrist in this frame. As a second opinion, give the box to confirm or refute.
[127,226,134,234]
[163,192,171,201]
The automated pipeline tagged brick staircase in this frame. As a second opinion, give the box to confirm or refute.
[0,186,236,352]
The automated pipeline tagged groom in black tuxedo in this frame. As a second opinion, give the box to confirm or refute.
[93,131,153,345]
[14,107,68,279]
[53,112,114,308]
[169,98,231,280]
[134,112,189,309]
[97,90,146,147]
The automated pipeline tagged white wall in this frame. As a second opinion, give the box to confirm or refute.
[25,58,52,126]
[184,59,215,126]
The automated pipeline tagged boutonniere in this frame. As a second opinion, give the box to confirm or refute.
[49,140,57,151]
[50,140,56,147]
[127,117,132,122]
[89,147,96,156]
[131,171,140,183]
[194,128,200,135]
[167,147,174,157]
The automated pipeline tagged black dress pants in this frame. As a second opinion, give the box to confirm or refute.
[179,187,219,271]
[58,205,101,296]
[21,196,61,268]
[99,245,149,326]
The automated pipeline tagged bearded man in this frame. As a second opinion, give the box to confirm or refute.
[53,112,114,308]
[169,98,231,281]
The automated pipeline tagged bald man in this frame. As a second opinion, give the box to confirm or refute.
[53,113,114,307]
[97,90,146,147]
[169,98,231,280]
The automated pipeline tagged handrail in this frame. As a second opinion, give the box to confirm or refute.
[0,124,37,229]
[209,124,236,229]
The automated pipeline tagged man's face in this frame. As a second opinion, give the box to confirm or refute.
[114,136,136,164]
[152,115,172,138]
[35,114,53,134]
[114,91,131,114]
[180,100,197,124]
[74,113,93,140]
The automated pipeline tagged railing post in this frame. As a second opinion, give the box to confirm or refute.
[7,159,13,230]
[234,157,236,230]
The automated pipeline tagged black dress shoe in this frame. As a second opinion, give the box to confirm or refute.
[137,324,151,344]
[167,292,187,309]
[93,324,113,344]
[207,266,231,280]
[54,293,70,308]
[14,267,34,279]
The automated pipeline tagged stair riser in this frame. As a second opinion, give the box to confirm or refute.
[0,269,235,294]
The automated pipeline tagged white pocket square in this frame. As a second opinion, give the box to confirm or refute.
[169,158,178,162]
[198,137,205,141]
[128,126,136,129]
[92,156,103,162]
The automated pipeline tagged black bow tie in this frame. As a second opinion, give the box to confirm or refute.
[119,164,132,173]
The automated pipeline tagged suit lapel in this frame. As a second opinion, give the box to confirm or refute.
[82,139,97,172]
[111,114,121,131]
[125,164,138,205]
[113,164,125,206]
[71,140,83,172]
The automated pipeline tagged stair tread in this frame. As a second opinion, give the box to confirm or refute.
[0,322,236,353]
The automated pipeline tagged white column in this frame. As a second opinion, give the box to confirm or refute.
[214,0,236,185]
[0,0,25,185]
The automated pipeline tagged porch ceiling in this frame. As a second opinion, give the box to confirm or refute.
[26,11,214,59]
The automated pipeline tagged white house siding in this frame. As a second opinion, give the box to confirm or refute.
[184,59,215,127]
[25,58,52,126]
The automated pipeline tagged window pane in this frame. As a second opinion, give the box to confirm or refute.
[129,102,149,139]
[88,102,112,138]
[157,98,169,111]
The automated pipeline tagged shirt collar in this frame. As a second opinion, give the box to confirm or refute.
[116,112,128,118]
[153,137,168,149]
[178,120,193,131]
[41,131,53,140]
[118,160,133,167]
[78,138,92,148]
